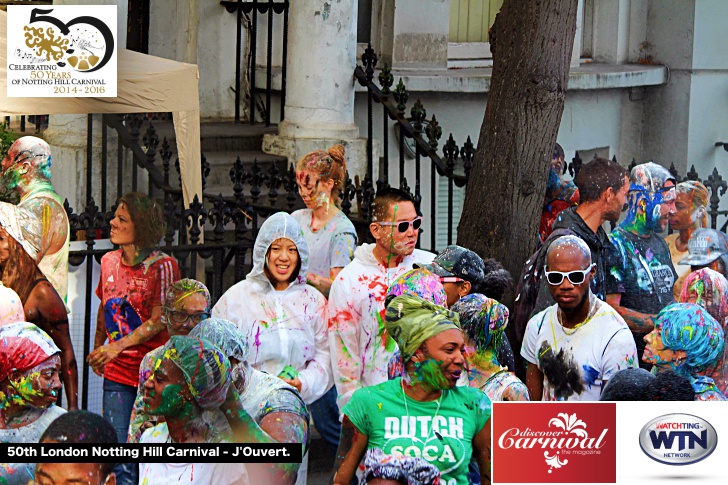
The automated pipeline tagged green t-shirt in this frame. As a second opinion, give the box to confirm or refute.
[343,377,491,485]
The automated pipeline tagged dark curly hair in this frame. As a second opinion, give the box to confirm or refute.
[478,258,512,301]
[118,192,165,251]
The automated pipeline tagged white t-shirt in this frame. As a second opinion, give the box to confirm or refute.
[140,424,248,485]
[521,296,638,401]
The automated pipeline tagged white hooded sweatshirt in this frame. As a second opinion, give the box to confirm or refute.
[212,212,331,404]
[328,243,434,410]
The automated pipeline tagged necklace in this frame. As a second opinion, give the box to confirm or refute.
[401,379,443,444]
[557,293,598,335]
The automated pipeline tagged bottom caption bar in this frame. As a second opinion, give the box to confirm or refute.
[0,443,303,463]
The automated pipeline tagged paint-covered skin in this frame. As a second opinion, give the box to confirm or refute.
[328,243,435,410]
[0,322,67,485]
[645,303,727,401]
[212,213,330,405]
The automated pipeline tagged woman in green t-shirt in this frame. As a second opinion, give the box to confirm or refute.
[333,294,492,485]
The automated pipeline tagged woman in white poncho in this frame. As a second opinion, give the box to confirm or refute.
[212,212,331,405]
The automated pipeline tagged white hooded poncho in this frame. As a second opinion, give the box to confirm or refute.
[212,212,331,404]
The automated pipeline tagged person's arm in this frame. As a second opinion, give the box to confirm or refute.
[525,363,544,402]
[473,418,492,485]
[502,381,531,401]
[332,416,369,485]
[87,305,165,370]
[606,293,657,333]
[26,281,78,410]
[220,387,306,485]
[328,277,364,411]
[295,295,331,403]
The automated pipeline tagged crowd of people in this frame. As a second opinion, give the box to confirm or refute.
[1,135,727,485]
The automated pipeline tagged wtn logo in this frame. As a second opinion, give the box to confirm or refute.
[649,430,707,451]
[639,414,717,465]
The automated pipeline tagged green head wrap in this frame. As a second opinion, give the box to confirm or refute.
[162,335,231,410]
[385,294,461,362]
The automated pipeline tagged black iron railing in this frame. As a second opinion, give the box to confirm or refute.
[354,45,475,250]
[221,0,289,125]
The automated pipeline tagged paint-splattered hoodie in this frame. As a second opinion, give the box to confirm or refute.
[328,243,434,411]
[212,212,330,404]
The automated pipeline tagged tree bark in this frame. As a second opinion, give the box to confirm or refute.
[457,0,579,305]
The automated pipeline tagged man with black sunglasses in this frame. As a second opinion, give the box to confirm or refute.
[521,236,637,401]
[328,188,435,412]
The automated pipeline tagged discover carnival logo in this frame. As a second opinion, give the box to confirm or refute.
[639,414,718,465]
[6,5,117,97]
[493,402,616,483]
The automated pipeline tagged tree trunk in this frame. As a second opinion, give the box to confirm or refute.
[457,0,579,306]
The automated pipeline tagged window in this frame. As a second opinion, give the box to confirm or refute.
[448,0,503,67]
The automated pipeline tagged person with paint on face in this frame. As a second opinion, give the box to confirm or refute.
[129,280,308,484]
[292,144,357,298]
[139,335,248,484]
[678,228,728,280]
[606,162,678,369]
[453,294,530,402]
[643,303,726,401]
[292,144,356,454]
[87,192,179,485]
[0,136,70,302]
[522,236,638,401]
[678,268,728,393]
[328,188,435,412]
[666,181,710,299]
[0,322,66,485]
[385,267,449,380]
[212,213,329,459]
[539,143,579,244]
[127,278,213,442]
[190,318,309,485]
[0,202,78,410]
[36,410,119,485]
[333,295,492,485]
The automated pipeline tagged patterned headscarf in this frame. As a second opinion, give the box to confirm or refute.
[451,293,509,352]
[0,322,60,382]
[387,268,448,307]
[679,268,728,331]
[385,294,460,362]
[655,303,724,378]
[161,336,231,410]
[164,278,211,311]
[189,318,249,362]
[0,201,42,262]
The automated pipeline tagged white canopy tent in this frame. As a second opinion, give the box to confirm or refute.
[0,10,202,206]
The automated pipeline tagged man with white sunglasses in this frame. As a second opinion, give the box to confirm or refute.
[521,236,637,401]
[328,188,434,412]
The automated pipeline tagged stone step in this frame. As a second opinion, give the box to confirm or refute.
[150,120,278,153]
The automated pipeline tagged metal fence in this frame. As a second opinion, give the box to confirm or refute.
[221,0,289,125]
